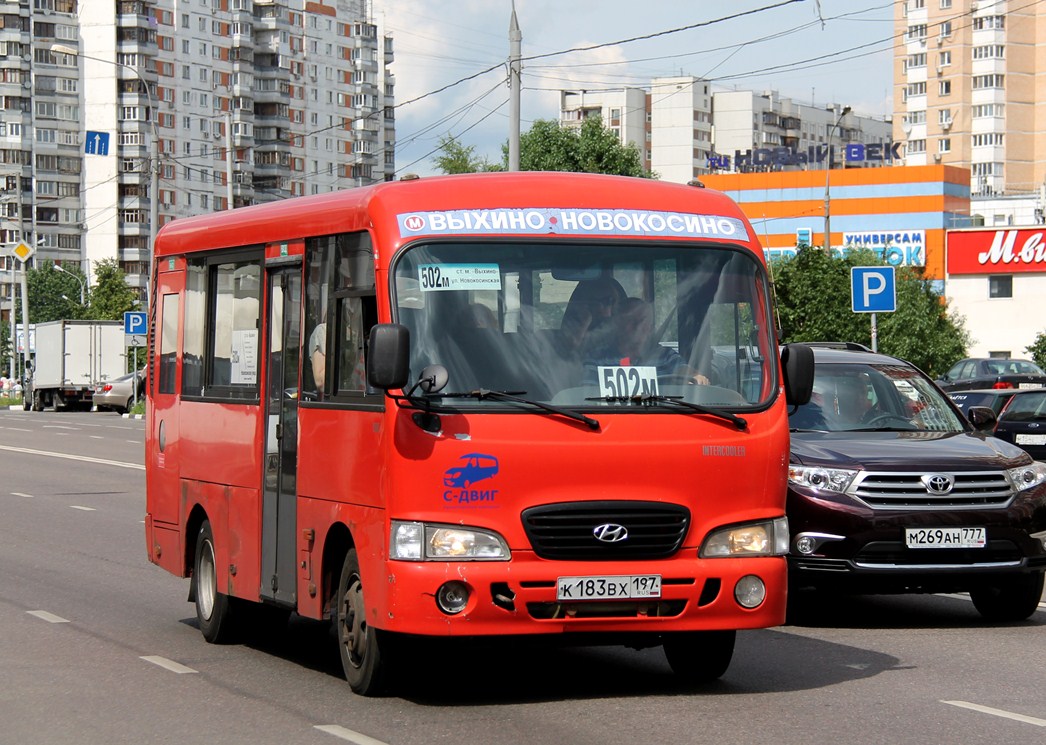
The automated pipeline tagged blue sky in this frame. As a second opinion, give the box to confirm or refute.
[379,0,898,176]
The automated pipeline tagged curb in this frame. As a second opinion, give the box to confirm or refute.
[122,413,145,420]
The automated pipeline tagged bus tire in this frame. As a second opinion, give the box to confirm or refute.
[193,521,240,643]
[662,630,735,684]
[970,573,1044,622]
[336,549,394,696]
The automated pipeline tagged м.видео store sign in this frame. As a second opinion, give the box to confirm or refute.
[947,228,1046,275]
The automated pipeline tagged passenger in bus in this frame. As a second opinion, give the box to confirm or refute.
[458,303,497,329]
[557,276,627,358]
[309,322,327,395]
[586,298,710,384]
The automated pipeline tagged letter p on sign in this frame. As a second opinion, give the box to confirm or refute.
[851,266,896,313]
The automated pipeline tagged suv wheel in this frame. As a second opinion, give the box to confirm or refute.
[970,573,1044,622]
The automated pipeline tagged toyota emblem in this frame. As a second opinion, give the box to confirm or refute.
[593,523,629,543]
[921,474,954,495]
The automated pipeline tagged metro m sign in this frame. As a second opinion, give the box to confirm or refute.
[947,228,1046,275]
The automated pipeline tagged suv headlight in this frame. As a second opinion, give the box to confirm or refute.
[1007,462,1046,492]
[390,520,511,561]
[701,517,789,558]
[788,465,859,494]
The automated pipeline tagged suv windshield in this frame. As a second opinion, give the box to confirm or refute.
[789,362,967,432]
[392,241,776,409]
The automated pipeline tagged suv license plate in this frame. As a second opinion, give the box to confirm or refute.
[905,527,986,549]
[556,575,662,601]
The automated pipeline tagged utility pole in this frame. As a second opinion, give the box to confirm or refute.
[823,105,851,253]
[225,112,234,209]
[507,4,521,172]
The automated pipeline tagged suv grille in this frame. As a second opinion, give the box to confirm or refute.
[521,501,690,560]
[851,470,1014,510]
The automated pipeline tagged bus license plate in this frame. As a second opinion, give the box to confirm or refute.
[904,527,986,549]
[556,575,662,601]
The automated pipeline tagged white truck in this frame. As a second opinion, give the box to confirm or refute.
[24,320,126,411]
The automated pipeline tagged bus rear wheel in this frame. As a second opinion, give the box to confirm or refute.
[193,521,240,643]
[662,630,735,684]
[336,549,394,696]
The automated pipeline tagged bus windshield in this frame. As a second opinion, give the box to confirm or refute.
[392,240,776,409]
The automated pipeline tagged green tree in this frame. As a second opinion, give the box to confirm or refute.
[0,321,10,368]
[26,263,89,323]
[511,117,652,177]
[772,246,969,378]
[1025,331,1046,368]
[432,134,503,174]
[88,257,139,320]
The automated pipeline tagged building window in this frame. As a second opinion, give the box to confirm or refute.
[938,138,950,153]
[907,139,926,154]
[939,80,951,96]
[988,276,1012,299]
[972,74,1004,90]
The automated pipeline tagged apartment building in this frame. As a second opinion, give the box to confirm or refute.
[895,0,1046,198]
[559,80,891,184]
[1,0,394,303]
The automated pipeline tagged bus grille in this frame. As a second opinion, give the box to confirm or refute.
[851,470,1014,510]
[521,501,690,560]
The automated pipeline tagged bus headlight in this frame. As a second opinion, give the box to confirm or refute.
[390,521,511,561]
[700,517,789,558]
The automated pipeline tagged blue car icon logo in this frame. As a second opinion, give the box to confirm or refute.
[443,453,499,488]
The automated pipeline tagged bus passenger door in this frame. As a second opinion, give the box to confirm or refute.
[147,266,183,529]
[260,266,301,605]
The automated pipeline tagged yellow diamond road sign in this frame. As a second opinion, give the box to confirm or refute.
[12,241,34,263]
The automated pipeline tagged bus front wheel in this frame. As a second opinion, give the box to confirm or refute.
[662,630,735,684]
[336,549,394,696]
[193,521,239,643]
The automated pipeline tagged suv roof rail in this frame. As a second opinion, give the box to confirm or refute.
[795,341,873,352]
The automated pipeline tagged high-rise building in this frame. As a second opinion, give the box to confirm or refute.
[1,0,394,305]
[894,0,1046,198]
[560,87,650,172]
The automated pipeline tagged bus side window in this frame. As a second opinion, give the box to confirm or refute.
[303,238,332,399]
[159,293,179,395]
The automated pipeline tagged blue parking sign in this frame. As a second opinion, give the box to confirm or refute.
[124,311,147,335]
[851,267,896,313]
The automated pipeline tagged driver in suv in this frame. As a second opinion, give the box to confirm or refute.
[786,342,1046,621]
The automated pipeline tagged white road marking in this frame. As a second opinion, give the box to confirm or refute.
[942,700,1046,727]
[11,492,33,498]
[89,435,104,440]
[126,440,139,444]
[140,656,198,674]
[0,444,143,470]
[70,505,96,511]
[27,610,70,624]
[43,425,80,430]
[940,592,1046,611]
[2,427,31,432]
[314,726,391,745]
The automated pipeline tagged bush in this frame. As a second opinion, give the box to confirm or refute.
[1026,331,1046,369]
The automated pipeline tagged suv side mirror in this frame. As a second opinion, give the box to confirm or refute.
[781,344,814,406]
[966,405,997,431]
[367,324,410,390]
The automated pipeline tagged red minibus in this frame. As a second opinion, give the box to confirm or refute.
[145,172,813,695]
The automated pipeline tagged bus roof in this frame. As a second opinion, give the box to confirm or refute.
[153,171,754,257]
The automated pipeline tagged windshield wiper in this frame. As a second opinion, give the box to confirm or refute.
[589,393,747,431]
[434,389,601,431]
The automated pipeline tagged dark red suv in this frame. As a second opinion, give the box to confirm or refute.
[786,343,1046,621]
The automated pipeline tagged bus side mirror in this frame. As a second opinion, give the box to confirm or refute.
[966,405,997,431]
[367,324,410,390]
[781,343,814,406]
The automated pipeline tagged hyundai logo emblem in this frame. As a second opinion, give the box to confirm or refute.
[593,523,629,543]
[921,474,954,495]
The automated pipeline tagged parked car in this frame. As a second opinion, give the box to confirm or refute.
[786,342,1046,621]
[992,389,1046,462]
[936,357,1046,393]
[948,388,1024,418]
[94,369,145,414]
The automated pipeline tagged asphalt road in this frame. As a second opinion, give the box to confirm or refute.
[1,409,1045,745]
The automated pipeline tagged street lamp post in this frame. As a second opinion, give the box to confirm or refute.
[51,43,158,304]
[53,262,86,306]
[823,105,852,253]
